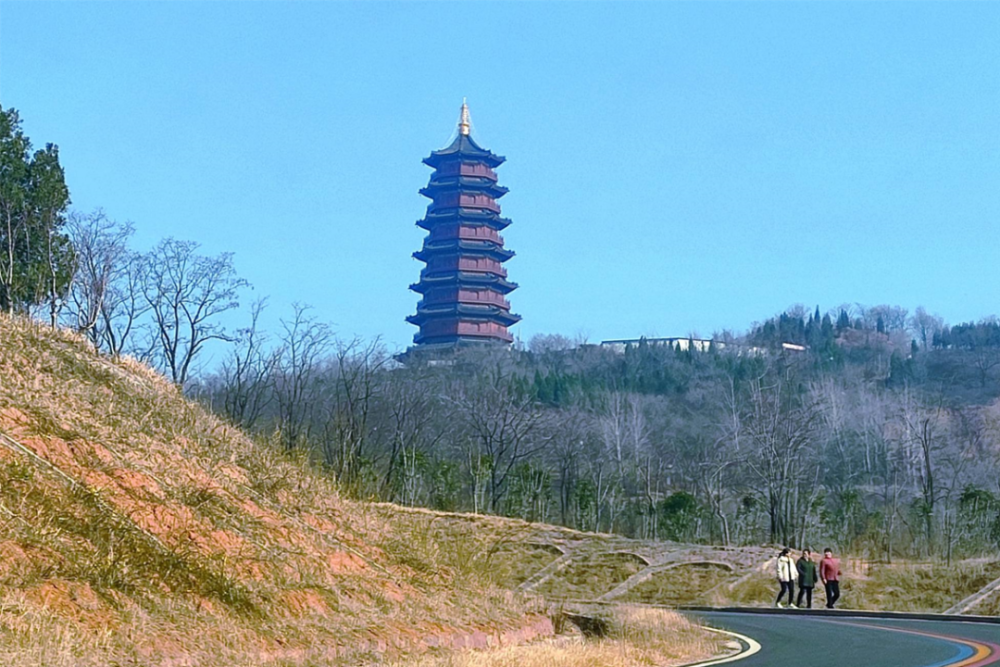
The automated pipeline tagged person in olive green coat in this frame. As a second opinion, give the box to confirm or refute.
[796,549,819,609]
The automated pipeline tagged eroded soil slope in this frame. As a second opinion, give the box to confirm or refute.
[0,316,546,666]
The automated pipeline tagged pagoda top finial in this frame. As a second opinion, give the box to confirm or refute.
[458,98,471,136]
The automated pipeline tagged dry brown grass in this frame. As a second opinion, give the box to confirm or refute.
[535,552,648,600]
[365,505,581,591]
[842,560,1000,612]
[0,315,548,665]
[395,606,725,667]
[622,563,734,606]
[969,589,1000,616]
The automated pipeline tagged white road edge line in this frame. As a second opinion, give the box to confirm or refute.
[681,627,762,667]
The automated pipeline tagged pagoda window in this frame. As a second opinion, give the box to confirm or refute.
[437,162,497,180]
[459,226,502,243]
[425,257,505,275]
[457,289,507,306]
[429,194,500,214]
[427,225,502,244]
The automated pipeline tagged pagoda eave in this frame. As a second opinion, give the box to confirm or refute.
[409,305,521,327]
[409,272,519,295]
[419,181,509,200]
[413,242,514,262]
[423,152,505,170]
[416,211,512,231]
[414,330,515,346]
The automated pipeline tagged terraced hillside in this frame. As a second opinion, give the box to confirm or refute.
[373,506,1000,617]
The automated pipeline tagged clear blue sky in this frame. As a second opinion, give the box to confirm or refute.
[2,2,998,352]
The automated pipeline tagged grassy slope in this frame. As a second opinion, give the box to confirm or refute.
[0,315,992,665]
[0,316,545,666]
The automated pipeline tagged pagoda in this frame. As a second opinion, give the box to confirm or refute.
[406,102,520,348]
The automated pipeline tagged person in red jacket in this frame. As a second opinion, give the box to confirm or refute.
[820,548,842,609]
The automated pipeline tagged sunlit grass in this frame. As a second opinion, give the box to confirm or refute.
[394,605,725,667]
[0,314,546,665]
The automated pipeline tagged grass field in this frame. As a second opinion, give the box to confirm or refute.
[969,588,1000,616]
[395,605,727,667]
[621,563,734,606]
[534,552,649,600]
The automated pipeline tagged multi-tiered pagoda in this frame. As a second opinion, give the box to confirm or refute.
[407,102,520,349]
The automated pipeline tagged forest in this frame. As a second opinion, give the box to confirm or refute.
[186,310,1000,564]
[4,104,1000,562]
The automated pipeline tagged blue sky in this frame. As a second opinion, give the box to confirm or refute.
[2,2,998,352]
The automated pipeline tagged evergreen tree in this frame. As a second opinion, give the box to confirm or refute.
[837,309,851,331]
[0,106,73,317]
[821,314,835,348]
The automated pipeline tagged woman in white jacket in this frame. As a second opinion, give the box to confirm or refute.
[775,548,798,608]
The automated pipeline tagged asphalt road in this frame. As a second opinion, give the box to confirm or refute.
[690,611,1000,667]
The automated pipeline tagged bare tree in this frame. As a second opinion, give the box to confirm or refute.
[544,408,593,527]
[319,337,389,490]
[528,333,575,354]
[377,367,443,501]
[970,348,1000,389]
[870,304,909,333]
[739,363,820,546]
[894,390,947,554]
[454,366,550,512]
[274,304,332,451]
[219,297,277,431]
[65,210,135,342]
[101,249,149,357]
[142,238,247,385]
[908,307,944,351]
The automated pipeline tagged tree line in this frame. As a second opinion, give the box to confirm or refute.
[192,314,1000,563]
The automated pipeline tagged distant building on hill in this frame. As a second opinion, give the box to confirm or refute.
[599,337,802,356]
[600,337,719,354]
[405,102,520,353]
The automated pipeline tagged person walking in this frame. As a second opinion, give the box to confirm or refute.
[795,549,818,609]
[775,548,798,608]
[820,548,842,609]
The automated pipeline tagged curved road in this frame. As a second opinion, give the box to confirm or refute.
[690,611,1000,667]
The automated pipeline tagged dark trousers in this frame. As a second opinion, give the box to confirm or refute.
[797,585,813,608]
[825,581,841,608]
[776,580,795,605]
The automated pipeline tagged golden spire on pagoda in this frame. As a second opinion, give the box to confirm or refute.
[458,98,471,136]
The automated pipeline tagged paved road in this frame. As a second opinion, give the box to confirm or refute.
[690,611,1000,667]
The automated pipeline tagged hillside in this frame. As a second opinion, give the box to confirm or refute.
[0,315,555,666]
[4,314,993,666]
